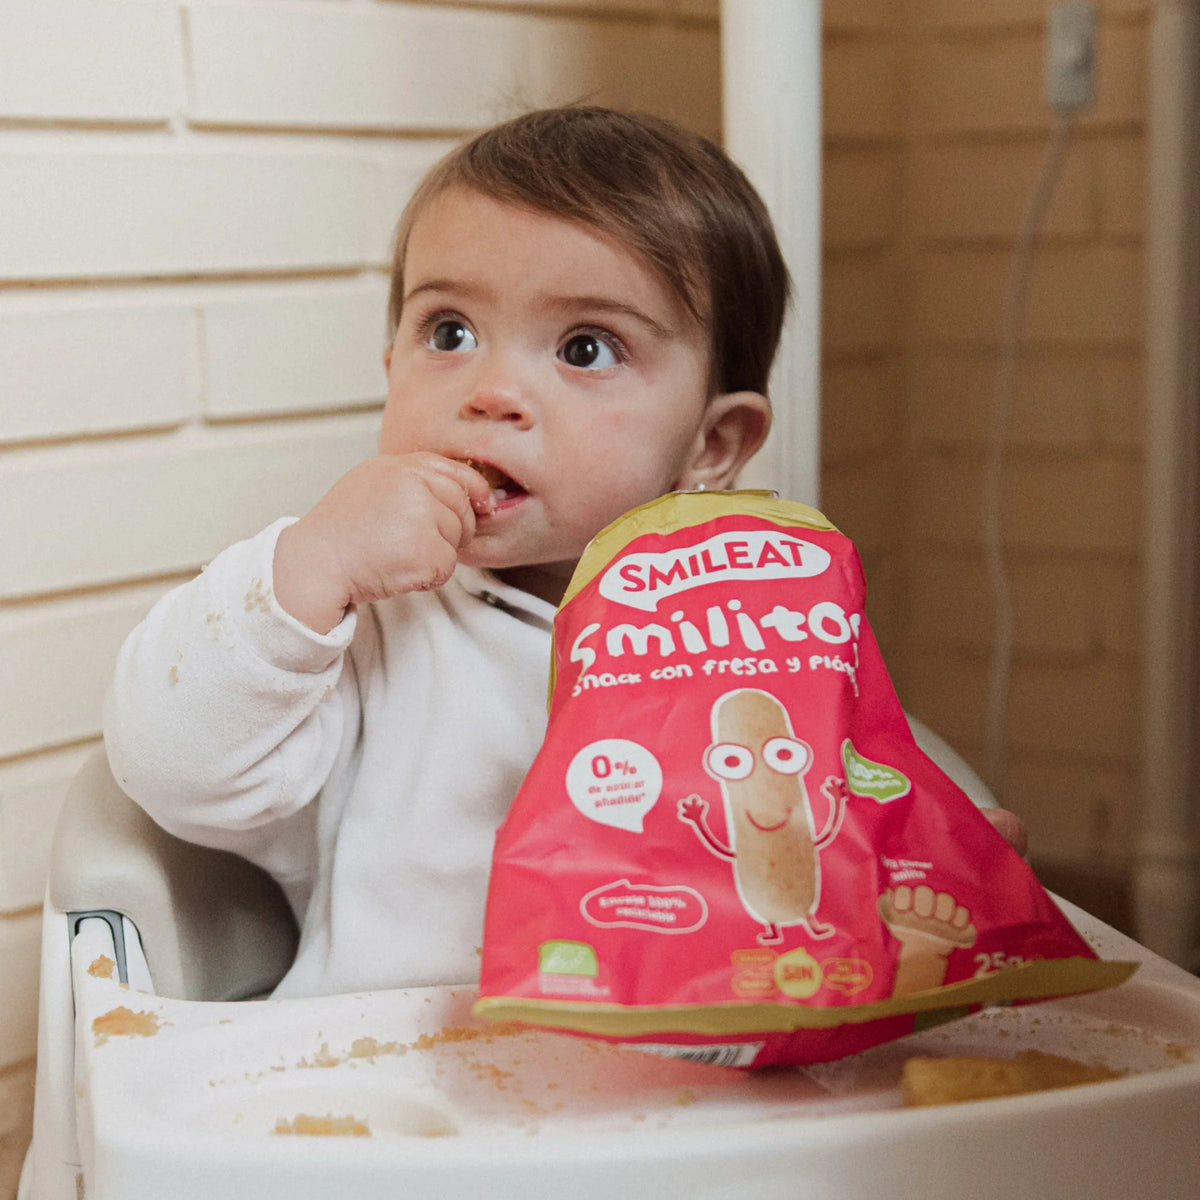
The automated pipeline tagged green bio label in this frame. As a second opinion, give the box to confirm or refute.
[539,940,599,977]
[842,739,911,803]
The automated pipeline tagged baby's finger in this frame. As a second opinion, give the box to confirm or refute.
[419,454,496,516]
[419,468,479,549]
[983,808,1028,858]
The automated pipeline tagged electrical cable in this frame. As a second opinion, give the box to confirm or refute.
[982,112,1077,804]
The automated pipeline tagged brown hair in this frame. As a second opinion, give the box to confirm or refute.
[386,106,790,397]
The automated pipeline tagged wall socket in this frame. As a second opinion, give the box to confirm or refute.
[1045,2,1097,111]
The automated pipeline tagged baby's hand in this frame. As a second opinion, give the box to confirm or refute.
[273,453,494,633]
[982,808,1028,857]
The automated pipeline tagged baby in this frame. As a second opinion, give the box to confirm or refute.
[104,106,1018,999]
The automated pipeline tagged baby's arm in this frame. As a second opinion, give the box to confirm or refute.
[105,451,493,851]
[273,452,494,634]
[103,518,358,854]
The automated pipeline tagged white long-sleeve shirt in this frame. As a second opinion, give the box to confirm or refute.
[103,518,556,997]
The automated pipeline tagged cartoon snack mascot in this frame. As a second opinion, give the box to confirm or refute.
[678,688,847,944]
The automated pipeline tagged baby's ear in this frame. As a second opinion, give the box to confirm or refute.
[676,391,772,492]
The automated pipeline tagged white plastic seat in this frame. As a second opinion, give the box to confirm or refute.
[19,744,1200,1200]
[20,747,298,1200]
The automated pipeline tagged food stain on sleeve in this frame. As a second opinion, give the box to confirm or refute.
[244,579,273,613]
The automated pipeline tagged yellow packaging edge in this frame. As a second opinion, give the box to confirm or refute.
[560,489,838,611]
[474,958,1138,1039]
[547,490,840,704]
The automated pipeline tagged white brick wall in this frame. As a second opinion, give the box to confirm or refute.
[0,140,381,279]
[0,3,177,124]
[0,416,381,596]
[183,2,720,135]
[202,279,392,417]
[0,916,39,1071]
[820,3,1150,885]
[0,298,199,441]
[0,583,177,760]
[0,747,93,912]
[0,0,720,1161]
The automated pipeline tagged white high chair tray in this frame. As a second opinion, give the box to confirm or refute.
[72,899,1200,1200]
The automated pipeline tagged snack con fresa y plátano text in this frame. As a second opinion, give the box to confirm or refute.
[475,492,1134,1067]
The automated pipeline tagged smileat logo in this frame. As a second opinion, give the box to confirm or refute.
[599,531,832,613]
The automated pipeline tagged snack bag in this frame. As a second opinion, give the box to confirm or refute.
[475,492,1134,1067]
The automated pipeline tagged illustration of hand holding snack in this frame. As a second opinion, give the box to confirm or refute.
[678,688,848,945]
[879,885,977,997]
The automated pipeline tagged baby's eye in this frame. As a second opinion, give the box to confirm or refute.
[427,319,477,353]
[559,332,622,370]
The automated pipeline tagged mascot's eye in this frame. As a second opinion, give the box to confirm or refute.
[762,736,811,775]
[705,743,755,781]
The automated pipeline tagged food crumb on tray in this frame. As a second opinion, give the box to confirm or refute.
[350,1036,406,1059]
[92,1006,162,1046]
[273,1114,370,1137]
[409,1022,524,1050]
[901,1050,1124,1107]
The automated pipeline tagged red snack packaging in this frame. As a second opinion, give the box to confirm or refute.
[474,492,1134,1067]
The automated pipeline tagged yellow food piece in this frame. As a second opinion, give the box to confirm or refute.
[901,1049,1123,1107]
[92,1006,161,1045]
[273,1114,370,1137]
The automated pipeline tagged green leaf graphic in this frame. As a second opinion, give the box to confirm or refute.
[841,738,911,802]
[538,940,599,977]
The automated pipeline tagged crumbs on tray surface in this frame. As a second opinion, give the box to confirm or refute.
[350,1036,406,1059]
[901,1049,1124,1107]
[409,1023,523,1050]
[273,1114,370,1137]
[295,1022,524,1069]
[92,1006,162,1045]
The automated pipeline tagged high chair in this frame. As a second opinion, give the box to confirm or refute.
[20,746,299,1200]
[20,744,1200,1200]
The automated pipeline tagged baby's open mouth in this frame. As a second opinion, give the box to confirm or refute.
[462,458,524,503]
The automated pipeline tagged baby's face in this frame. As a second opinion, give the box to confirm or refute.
[381,187,712,602]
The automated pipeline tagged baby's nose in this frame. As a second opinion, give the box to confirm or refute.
[461,373,534,427]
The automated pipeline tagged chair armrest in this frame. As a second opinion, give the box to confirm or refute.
[49,746,298,1001]
[907,713,998,809]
